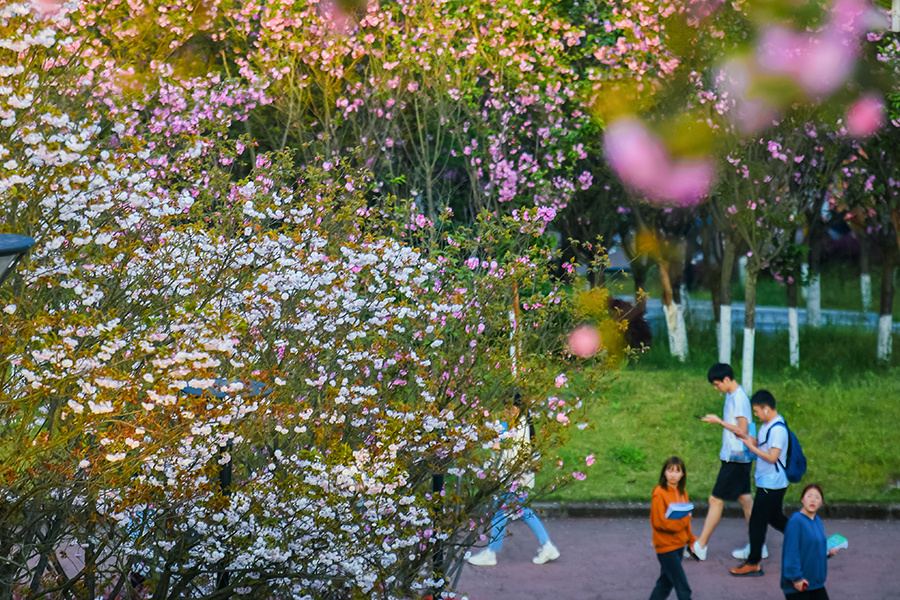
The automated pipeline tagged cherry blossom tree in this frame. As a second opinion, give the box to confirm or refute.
[0,2,614,598]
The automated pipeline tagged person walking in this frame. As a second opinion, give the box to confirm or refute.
[648,456,696,600]
[782,484,841,599]
[729,389,789,576]
[467,399,560,566]
[694,363,754,560]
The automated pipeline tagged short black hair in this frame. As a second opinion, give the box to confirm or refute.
[801,483,824,502]
[707,363,734,384]
[750,389,776,409]
[658,456,687,494]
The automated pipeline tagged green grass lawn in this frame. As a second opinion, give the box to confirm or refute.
[542,326,900,504]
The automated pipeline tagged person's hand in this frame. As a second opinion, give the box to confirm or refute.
[828,547,841,557]
[793,579,809,592]
[685,543,699,561]
[700,414,721,425]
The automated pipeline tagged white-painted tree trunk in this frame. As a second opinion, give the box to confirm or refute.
[676,302,689,360]
[806,274,822,327]
[738,256,748,287]
[861,273,872,312]
[509,309,518,376]
[742,327,755,395]
[718,304,732,364]
[663,302,688,361]
[788,307,800,368]
[680,282,691,317]
[800,263,809,299]
[877,314,893,363]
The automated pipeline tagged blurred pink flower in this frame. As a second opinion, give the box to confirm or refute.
[757,25,858,98]
[831,0,882,35]
[30,0,63,17]
[687,0,724,21]
[586,454,596,466]
[604,118,715,205]
[734,97,780,134]
[322,0,354,35]
[568,325,601,358]
[717,59,779,133]
[845,94,885,137]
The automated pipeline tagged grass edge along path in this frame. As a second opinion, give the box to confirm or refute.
[542,365,900,505]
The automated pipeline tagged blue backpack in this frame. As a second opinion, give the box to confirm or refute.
[761,420,807,483]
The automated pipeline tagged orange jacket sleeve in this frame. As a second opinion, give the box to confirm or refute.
[650,485,696,553]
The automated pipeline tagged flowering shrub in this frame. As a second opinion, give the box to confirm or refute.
[0,2,619,598]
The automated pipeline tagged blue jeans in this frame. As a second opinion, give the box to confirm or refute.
[649,548,691,600]
[487,493,550,552]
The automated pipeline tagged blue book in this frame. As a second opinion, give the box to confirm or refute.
[665,502,693,519]
[827,534,848,550]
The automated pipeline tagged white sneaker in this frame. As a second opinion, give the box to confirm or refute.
[467,549,497,566]
[732,543,769,560]
[692,541,708,561]
[532,541,560,564]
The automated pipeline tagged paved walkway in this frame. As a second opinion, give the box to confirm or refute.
[456,515,900,600]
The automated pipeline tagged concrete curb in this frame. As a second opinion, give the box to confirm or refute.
[532,501,900,520]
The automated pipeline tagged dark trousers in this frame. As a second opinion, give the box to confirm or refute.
[786,587,829,600]
[749,486,788,564]
[649,548,691,600]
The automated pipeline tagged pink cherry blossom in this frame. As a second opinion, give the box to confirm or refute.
[568,325,602,358]
[604,118,715,205]
[29,0,63,17]
[845,94,885,138]
[756,24,858,98]
[717,59,779,133]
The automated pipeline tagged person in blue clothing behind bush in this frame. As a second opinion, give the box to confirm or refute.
[782,484,841,599]
[467,396,560,567]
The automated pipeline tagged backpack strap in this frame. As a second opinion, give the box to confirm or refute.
[760,420,788,472]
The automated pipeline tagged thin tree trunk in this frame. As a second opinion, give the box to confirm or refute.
[806,243,823,327]
[878,254,895,363]
[699,217,722,325]
[742,268,758,394]
[672,256,690,360]
[659,260,688,361]
[631,258,650,315]
[719,236,736,364]
[860,236,872,312]
[787,281,800,368]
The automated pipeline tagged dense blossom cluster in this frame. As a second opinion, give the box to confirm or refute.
[0,1,620,598]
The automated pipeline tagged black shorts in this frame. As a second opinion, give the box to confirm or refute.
[711,461,752,501]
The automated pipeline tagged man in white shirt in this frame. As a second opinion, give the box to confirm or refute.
[730,389,789,577]
[693,363,754,561]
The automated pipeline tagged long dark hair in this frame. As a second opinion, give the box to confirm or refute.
[658,456,687,494]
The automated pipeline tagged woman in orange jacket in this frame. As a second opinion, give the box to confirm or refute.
[649,456,697,600]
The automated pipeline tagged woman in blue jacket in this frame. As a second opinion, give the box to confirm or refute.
[781,484,842,599]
